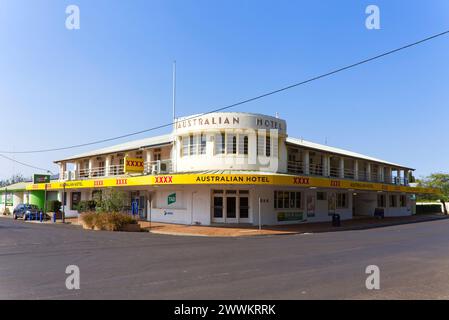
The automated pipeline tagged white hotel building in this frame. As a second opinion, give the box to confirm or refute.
[29,112,435,226]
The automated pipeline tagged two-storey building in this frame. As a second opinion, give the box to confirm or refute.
[25,112,437,225]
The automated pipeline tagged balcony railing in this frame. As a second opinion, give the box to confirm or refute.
[287,161,304,174]
[286,162,408,186]
[64,160,173,180]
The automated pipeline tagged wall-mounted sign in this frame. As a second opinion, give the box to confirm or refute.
[25,173,439,195]
[174,112,287,135]
[33,174,50,184]
[277,211,304,222]
[167,193,176,205]
[124,157,144,173]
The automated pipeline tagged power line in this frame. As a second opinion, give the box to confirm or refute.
[0,154,53,174]
[1,28,449,155]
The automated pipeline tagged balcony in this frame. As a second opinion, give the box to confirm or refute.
[287,161,409,186]
[62,159,173,181]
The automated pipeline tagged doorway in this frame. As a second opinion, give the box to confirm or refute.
[211,189,250,224]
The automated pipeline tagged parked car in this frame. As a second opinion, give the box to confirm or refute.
[13,204,42,220]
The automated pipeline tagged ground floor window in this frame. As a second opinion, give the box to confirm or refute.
[377,194,386,208]
[336,193,348,209]
[71,192,81,210]
[274,191,302,209]
[400,195,407,207]
[389,194,397,208]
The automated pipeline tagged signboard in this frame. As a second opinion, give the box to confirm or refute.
[124,157,144,173]
[33,174,50,184]
[25,173,439,195]
[174,112,287,135]
[277,212,304,222]
[167,193,176,205]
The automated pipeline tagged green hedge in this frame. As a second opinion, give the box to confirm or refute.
[416,204,442,214]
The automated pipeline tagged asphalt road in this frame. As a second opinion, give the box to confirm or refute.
[1,217,449,300]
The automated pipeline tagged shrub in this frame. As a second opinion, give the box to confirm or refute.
[80,211,137,231]
[80,211,96,229]
[95,189,127,213]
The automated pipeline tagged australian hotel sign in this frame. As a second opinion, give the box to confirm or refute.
[174,112,287,135]
[26,173,438,195]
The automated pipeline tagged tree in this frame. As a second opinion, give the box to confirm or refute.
[416,173,449,202]
[0,174,29,187]
[94,188,128,213]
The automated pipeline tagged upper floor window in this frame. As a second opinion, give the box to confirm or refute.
[200,134,206,155]
[257,131,271,157]
[215,133,225,154]
[266,136,271,157]
[189,135,195,155]
[182,134,206,157]
[227,134,237,154]
[182,136,189,156]
[238,135,248,155]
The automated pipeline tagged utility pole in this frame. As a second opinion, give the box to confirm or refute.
[62,182,66,223]
[172,60,176,124]
[4,187,7,213]
[172,60,177,173]
[44,184,47,216]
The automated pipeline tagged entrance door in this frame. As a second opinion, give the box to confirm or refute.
[139,195,146,220]
[225,196,238,223]
[211,190,250,223]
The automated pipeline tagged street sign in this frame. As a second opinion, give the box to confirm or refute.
[33,174,50,184]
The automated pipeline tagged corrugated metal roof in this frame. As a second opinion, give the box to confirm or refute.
[286,137,413,170]
[54,134,173,163]
[0,181,31,191]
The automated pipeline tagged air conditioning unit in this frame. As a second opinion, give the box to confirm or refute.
[151,164,158,174]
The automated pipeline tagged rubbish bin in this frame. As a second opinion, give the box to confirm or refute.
[332,213,341,227]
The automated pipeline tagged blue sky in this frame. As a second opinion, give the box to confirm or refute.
[0,0,448,179]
